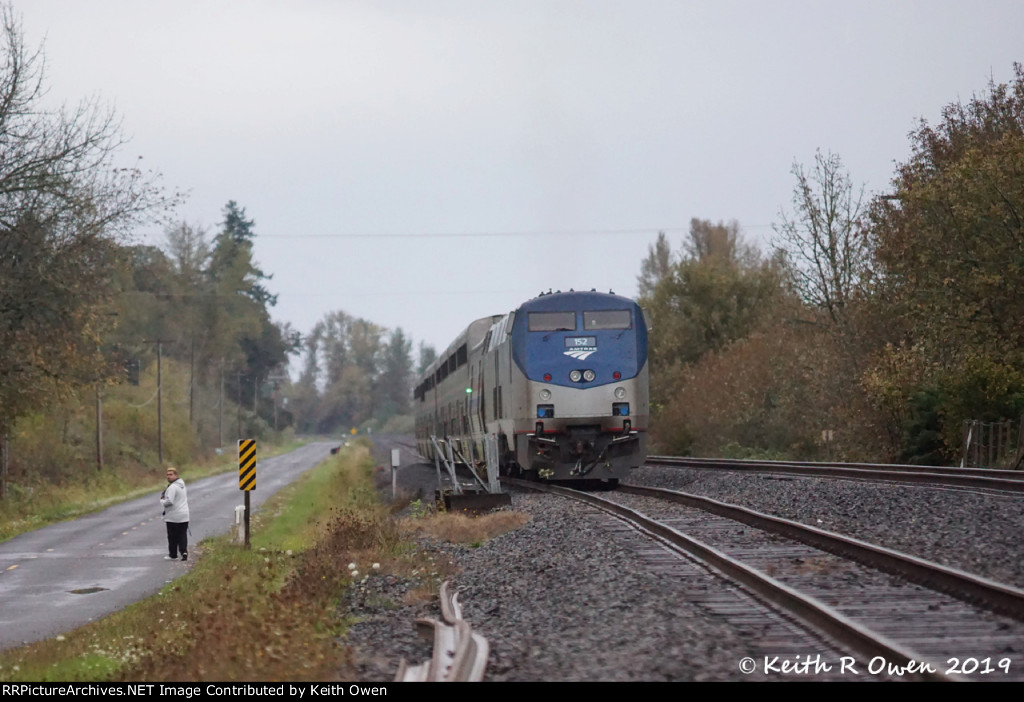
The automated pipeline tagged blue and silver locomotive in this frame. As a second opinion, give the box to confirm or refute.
[414,290,649,485]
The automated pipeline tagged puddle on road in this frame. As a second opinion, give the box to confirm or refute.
[68,587,108,595]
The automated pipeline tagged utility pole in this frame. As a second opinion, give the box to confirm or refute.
[92,315,118,473]
[158,341,163,465]
[219,361,224,449]
[189,335,195,426]
[95,386,103,471]
[143,338,173,466]
[236,372,244,442]
[267,372,288,433]
[0,430,7,500]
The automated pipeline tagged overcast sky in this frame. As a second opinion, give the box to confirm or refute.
[18,1,1024,360]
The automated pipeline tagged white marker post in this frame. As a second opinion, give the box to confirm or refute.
[391,448,400,499]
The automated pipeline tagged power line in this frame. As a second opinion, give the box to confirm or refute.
[258,227,686,239]
[255,224,777,239]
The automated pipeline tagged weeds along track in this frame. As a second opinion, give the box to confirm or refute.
[508,479,1024,681]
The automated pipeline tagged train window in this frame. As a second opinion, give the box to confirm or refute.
[528,311,576,331]
[583,310,632,330]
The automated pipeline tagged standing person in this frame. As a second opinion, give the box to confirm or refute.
[160,466,190,561]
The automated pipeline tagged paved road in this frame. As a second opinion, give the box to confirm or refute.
[0,442,335,650]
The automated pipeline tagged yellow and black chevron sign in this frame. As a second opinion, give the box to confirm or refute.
[238,439,256,491]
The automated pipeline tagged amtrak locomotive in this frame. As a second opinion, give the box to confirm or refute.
[414,290,649,485]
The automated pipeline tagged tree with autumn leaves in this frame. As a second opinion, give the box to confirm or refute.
[0,5,305,497]
[0,4,177,489]
[865,63,1024,460]
[643,65,1024,464]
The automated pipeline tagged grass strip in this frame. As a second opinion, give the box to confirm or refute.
[0,443,388,682]
[0,440,307,543]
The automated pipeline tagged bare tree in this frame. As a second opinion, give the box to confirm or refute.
[772,150,869,324]
[0,2,177,495]
[165,221,211,284]
[0,6,176,235]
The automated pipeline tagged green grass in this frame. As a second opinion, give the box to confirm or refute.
[0,443,386,683]
[251,445,372,553]
[0,439,531,683]
[0,439,308,543]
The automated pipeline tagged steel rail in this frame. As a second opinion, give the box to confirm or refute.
[620,483,1024,622]
[647,455,1024,493]
[507,478,957,681]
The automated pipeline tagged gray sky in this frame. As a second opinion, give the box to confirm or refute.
[18,1,1024,358]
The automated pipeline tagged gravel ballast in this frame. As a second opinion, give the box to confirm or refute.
[345,490,826,682]
[345,445,1023,682]
[628,465,1024,589]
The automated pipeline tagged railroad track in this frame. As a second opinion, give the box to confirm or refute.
[507,478,1024,681]
[647,455,1024,494]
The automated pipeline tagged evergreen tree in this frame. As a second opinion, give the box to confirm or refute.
[209,201,277,307]
[417,342,437,375]
[201,201,290,416]
[379,328,413,416]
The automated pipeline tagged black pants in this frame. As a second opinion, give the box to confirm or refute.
[166,521,188,558]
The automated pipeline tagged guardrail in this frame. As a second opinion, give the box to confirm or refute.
[394,581,489,682]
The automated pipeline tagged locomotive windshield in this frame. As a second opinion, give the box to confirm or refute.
[511,292,648,388]
[583,310,631,330]
[528,311,576,331]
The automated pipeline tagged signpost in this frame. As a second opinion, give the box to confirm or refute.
[391,448,400,499]
[238,439,256,548]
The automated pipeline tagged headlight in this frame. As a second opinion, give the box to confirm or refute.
[582,369,595,382]
[569,370,582,383]
[614,386,627,399]
[540,389,552,400]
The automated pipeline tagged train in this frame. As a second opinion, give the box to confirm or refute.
[414,289,649,486]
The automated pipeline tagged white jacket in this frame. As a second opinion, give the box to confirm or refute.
[160,478,190,523]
